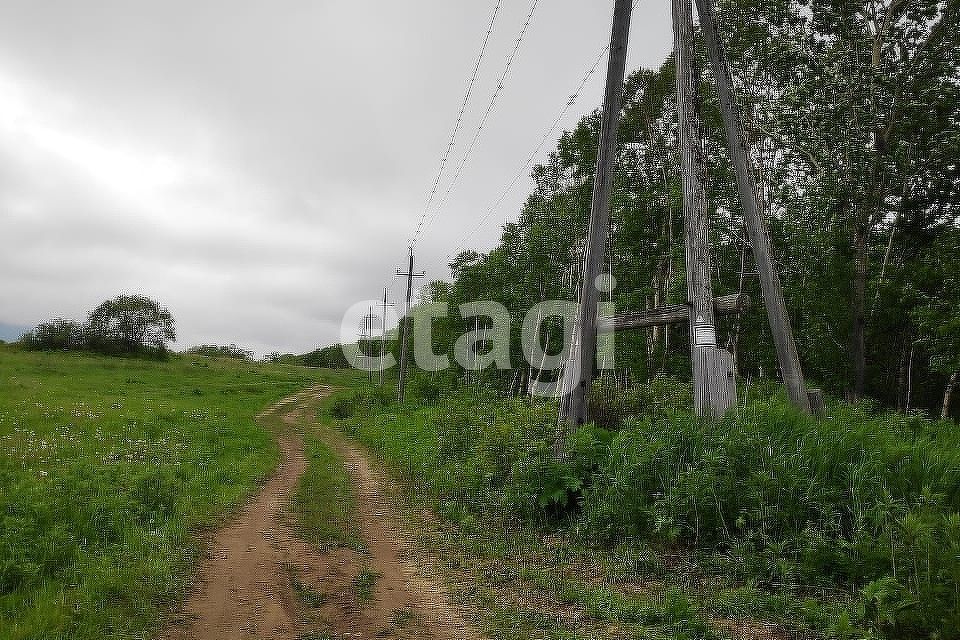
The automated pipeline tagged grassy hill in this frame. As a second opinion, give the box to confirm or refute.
[0,345,337,639]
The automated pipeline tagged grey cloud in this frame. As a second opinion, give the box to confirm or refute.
[0,1,670,355]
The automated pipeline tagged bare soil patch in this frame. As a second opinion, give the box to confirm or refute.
[160,386,481,640]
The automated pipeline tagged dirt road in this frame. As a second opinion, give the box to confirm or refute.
[161,385,480,640]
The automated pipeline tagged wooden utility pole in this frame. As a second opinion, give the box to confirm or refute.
[357,306,376,385]
[365,306,375,385]
[694,0,811,413]
[380,288,394,386]
[396,247,425,402]
[673,0,734,417]
[562,0,633,428]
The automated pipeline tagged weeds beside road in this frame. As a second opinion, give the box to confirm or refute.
[330,377,960,640]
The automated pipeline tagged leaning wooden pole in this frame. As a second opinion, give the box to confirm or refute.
[561,0,633,429]
[673,0,732,417]
[694,0,811,413]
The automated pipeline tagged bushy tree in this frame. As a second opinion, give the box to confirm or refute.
[85,295,176,355]
[431,0,960,416]
[912,228,960,418]
[20,319,86,351]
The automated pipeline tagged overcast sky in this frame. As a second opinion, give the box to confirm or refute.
[0,1,672,354]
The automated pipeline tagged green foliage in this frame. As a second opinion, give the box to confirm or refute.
[85,294,176,356]
[293,434,360,549]
[20,319,85,351]
[329,385,394,421]
[589,376,692,429]
[186,344,254,360]
[427,0,960,415]
[21,294,177,359]
[352,568,380,602]
[299,344,350,369]
[329,395,357,420]
[406,373,443,405]
[263,352,301,365]
[339,381,960,639]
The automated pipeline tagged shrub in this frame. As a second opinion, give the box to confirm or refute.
[341,378,960,638]
[300,344,350,368]
[589,376,691,429]
[329,395,357,420]
[20,319,86,351]
[407,374,443,405]
[578,396,960,638]
[186,344,253,360]
[22,295,176,358]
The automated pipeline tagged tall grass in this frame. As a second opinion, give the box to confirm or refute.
[336,377,960,639]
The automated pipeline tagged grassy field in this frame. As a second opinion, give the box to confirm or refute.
[0,345,330,640]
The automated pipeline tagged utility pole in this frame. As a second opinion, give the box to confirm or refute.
[362,306,376,386]
[396,247,425,402]
[673,0,734,418]
[367,306,374,385]
[562,0,633,429]
[694,0,811,413]
[380,288,394,386]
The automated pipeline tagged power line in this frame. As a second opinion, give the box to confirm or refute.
[408,0,503,247]
[434,35,614,272]
[412,0,541,247]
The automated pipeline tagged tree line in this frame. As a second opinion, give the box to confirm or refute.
[416,0,959,418]
[20,294,176,358]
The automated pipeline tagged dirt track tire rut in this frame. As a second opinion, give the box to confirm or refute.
[160,385,481,640]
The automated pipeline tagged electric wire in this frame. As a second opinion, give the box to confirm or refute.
[408,0,503,247]
[411,0,541,247]
[435,37,613,273]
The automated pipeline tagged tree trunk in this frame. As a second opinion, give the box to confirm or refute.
[896,336,909,411]
[851,223,869,400]
[943,371,958,420]
[906,341,916,412]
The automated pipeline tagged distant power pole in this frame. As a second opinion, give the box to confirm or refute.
[694,0,811,413]
[561,0,633,429]
[396,247,425,402]
[380,288,394,386]
[362,306,376,385]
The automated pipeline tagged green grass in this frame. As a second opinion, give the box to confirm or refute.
[390,607,414,627]
[291,386,362,551]
[352,567,380,602]
[290,573,328,608]
[292,433,361,550]
[330,389,723,639]
[0,345,332,639]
